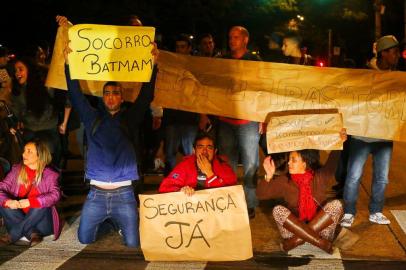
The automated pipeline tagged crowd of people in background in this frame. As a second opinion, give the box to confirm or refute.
[0,13,403,252]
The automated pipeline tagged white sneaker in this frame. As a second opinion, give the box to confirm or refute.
[369,212,390,225]
[340,213,354,227]
[19,236,30,242]
[154,158,165,170]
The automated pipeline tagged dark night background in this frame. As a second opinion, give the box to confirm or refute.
[1,0,405,68]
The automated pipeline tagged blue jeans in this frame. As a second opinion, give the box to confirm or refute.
[0,207,53,242]
[78,186,139,247]
[343,137,393,215]
[217,121,260,209]
[165,124,198,173]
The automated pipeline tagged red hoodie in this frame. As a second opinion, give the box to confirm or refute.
[159,155,237,193]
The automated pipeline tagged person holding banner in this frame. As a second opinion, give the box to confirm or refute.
[257,129,347,254]
[217,26,262,219]
[163,34,200,176]
[341,35,400,228]
[159,132,237,195]
[58,14,159,247]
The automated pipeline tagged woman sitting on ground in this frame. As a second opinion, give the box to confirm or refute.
[257,129,347,254]
[0,139,62,246]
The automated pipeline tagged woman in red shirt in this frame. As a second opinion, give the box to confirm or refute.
[0,139,61,246]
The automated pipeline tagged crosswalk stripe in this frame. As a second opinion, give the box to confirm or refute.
[0,218,86,270]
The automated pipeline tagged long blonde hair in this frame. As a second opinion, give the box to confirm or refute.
[18,139,52,186]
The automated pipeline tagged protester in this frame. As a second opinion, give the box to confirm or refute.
[10,56,61,166]
[217,26,262,219]
[163,34,199,175]
[196,33,221,58]
[341,35,400,228]
[57,14,158,247]
[257,129,347,253]
[127,14,164,177]
[159,132,237,195]
[281,34,312,65]
[196,33,220,137]
[0,139,62,247]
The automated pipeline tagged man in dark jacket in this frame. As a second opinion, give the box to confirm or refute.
[59,14,159,246]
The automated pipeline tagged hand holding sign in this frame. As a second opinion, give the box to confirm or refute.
[56,15,69,27]
[151,42,159,63]
[263,156,275,182]
[340,128,348,142]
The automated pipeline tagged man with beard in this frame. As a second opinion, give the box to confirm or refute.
[159,133,237,196]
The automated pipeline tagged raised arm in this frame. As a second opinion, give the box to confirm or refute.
[63,41,98,129]
[127,43,159,125]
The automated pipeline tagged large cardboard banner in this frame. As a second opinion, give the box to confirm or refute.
[153,51,406,142]
[266,113,343,153]
[139,185,253,261]
[68,24,155,82]
[46,25,142,101]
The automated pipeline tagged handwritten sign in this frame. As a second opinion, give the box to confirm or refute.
[153,51,406,142]
[68,24,155,82]
[139,185,253,261]
[266,113,343,153]
[46,25,143,101]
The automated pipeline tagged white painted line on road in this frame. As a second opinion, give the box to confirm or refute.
[288,242,342,259]
[391,210,406,234]
[0,217,86,270]
[146,261,207,270]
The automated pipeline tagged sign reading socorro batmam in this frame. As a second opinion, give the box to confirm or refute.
[46,25,142,101]
[153,51,406,142]
[266,113,343,153]
[139,185,253,261]
[68,24,155,82]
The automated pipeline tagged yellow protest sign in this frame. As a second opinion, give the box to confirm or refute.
[153,51,406,142]
[68,24,155,82]
[46,24,70,90]
[266,112,343,153]
[46,25,143,101]
[139,185,253,261]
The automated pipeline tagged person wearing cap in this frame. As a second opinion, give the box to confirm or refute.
[341,35,400,228]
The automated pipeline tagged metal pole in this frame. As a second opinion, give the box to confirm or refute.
[404,0,406,38]
[374,0,382,39]
[328,29,332,67]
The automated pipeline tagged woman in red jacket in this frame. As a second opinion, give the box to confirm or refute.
[159,133,237,196]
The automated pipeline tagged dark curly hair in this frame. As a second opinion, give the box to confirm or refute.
[193,132,216,149]
[295,149,321,171]
[12,57,52,118]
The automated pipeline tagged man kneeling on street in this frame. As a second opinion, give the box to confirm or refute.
[58,15,159,247]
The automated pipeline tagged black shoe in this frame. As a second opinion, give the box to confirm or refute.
[248,208,256,219]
